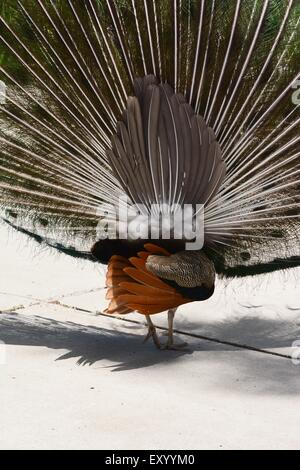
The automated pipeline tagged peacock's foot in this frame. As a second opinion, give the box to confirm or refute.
[160,333,188,350]
[143,322,162,350]
[143,312,188,351]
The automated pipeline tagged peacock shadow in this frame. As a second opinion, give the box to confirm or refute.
[0,312,192,371]
[0,311,300,390]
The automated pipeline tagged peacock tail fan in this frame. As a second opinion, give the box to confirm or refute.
[0,0,299,276]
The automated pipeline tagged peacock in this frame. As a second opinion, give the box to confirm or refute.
[0,0,299,349]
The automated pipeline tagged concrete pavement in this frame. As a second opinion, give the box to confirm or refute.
[0,222,300,449]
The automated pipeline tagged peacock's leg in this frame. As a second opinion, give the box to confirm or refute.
[162,308,187,350]
[143,315,161,349]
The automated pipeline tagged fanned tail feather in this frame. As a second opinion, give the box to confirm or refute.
[0,0,299,275]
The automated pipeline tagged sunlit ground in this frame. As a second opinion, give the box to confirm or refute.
[0,222,299,450]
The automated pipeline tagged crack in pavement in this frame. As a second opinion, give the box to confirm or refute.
[0,287,103,313]
[0,290,294,361]
[44,299,296,361]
